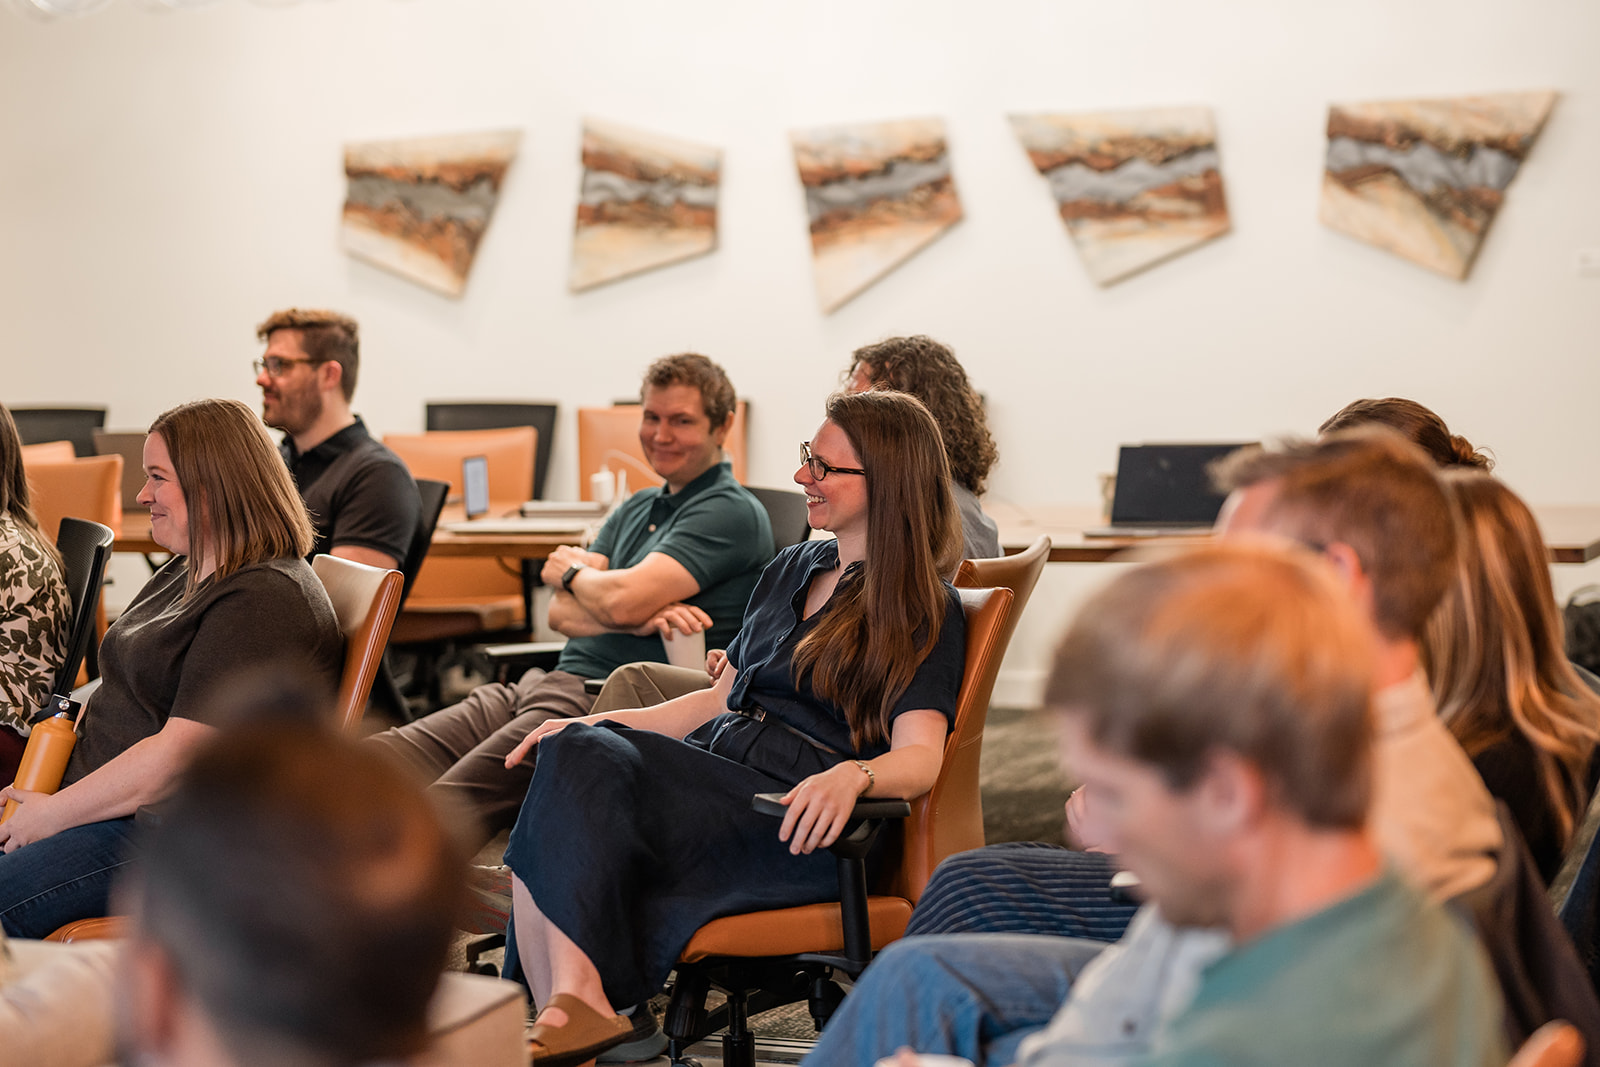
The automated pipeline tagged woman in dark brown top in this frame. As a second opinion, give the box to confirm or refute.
[0,399,342,938]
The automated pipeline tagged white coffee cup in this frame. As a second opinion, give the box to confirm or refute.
[661,628,707,670]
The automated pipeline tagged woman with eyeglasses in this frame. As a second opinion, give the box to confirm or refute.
[498,390,968,1066]
[0,399,343,938]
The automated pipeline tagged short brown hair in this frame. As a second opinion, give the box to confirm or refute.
[641,352,737,429]
[1319,397,1491,471]
[256,309,361,402]
[128,714,466,1063]
[848,336,999,495]
[1046,541,1377,829]
[1212,428,1457,641]
[148,398,314,596]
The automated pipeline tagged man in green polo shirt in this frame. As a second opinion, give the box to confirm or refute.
[367,353,773,848]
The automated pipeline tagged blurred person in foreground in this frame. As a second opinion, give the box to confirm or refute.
[116,713,468,1067]
[810,542,1505,1067]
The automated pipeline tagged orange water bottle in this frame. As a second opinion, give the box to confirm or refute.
[2,695,79,824]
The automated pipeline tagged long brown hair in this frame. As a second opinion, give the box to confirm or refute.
[791,390,962,750]
[149,399,314,596]
[1422,472,1600,848]
[0,403,63,569]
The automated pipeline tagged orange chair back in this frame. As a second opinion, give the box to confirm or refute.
[20,440,76,464]
[577,401,747,499]
[889,585,1014,902]
[312,555,404,733]
[955,534,1050,670]
[25,455,124,542]
[384,427,537,502]
[384,428,534,607]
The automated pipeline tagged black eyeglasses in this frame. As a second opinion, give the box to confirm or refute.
[800,441,866,481]
[252,356,322,378]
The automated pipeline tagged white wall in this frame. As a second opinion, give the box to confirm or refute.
[4,0,1599,702]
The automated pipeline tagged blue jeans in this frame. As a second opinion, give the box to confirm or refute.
[0,817,137,938]
[800,934,1106,1067]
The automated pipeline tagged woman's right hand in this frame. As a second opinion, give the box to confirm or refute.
[705,649,729,680]
[505,713,604,769]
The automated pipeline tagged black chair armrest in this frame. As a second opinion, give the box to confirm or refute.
[752,792,912,820]
[583,676,606,695]
[482,642,566,685]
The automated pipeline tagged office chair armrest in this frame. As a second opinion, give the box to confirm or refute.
[69,677,103,705]
[481,642,566,684]
[752,793,912,821]
[583,676,606,695]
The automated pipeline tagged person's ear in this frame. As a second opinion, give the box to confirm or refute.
[1196,749,1267,835]
[1320,542,1376,619]
[317,359,344,396]
[711,410,734,447]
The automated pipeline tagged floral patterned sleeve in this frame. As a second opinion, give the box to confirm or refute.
[0,517,72,733]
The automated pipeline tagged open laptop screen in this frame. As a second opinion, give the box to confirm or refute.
[462,455,490,519]
[1110,443,1253,527]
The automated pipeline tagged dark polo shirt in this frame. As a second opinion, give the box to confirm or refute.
[280,416,420,565]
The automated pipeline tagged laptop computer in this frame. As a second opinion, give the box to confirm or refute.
[1084,442,1255,538]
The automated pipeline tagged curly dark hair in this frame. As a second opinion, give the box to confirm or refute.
[846,336,998,495]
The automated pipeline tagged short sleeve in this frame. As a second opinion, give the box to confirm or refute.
[889,586,967,727]
[166,569,340,724]
[650,490,774,596]
[328,459,419,564]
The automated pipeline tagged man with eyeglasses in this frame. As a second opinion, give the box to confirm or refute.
[254,308,420,572]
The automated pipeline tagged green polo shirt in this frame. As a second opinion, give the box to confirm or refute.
[555,461,774,679]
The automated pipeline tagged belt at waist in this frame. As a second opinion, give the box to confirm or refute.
[729,705,842,755]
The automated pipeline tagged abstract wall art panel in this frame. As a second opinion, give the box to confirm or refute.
[791,118,963,313]
[570,119,722,292]
[1319,91,1556,279]
[341,129,520,297]
[1009,107,1230,286]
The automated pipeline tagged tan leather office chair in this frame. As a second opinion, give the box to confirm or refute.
[576,401,747,500]
[20,440,76,464]
[383,428,535,644]
[664,585,1016,1067]
[312,554,404,733]
[25,455,124,546]
[27,455,124,679]
[956,534,1050,657]
[1510,1023,1585,1067]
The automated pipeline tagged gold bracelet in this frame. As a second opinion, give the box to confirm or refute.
[853,759,875,792]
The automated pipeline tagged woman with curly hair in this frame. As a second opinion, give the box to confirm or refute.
[848,335,1001,559]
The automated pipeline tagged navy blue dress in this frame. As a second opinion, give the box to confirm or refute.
[502,540,966,1008]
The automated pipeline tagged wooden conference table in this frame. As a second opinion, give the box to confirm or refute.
[112,502,1600,566]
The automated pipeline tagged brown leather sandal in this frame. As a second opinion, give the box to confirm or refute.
[527,993,635,1067]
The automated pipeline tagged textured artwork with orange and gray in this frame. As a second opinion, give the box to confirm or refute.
[1319,91,1556,279]
[570,119,721,292]
[1010,108,1230,286]
[341,129,520,297]
[791,118,963,313]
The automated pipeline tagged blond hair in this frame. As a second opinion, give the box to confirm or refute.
[148,399,314,596]
[1423,472,1600,849]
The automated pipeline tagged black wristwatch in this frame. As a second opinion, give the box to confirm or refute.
[561,562,586,593]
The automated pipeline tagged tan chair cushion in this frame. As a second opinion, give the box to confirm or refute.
[679,897,912,962]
